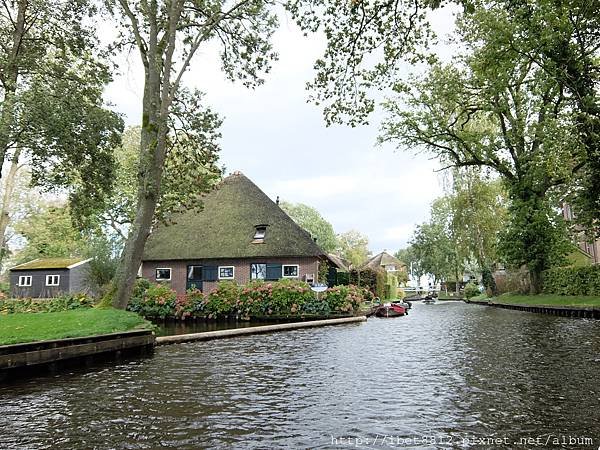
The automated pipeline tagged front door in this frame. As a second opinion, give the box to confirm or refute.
[187,265,203,291]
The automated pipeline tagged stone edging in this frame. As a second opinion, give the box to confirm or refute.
[465,300,600,319]
[155,316,367,346]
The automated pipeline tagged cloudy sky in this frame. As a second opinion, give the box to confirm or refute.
[105,8,458,254]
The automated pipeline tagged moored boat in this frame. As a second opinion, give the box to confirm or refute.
[374,303,407,318]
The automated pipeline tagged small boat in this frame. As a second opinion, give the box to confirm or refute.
[374,302,407,318]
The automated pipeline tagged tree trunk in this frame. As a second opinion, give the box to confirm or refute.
[111,2,177,309]
[529,267,542,295]
[0,147,22,269]
[0,0,27,179]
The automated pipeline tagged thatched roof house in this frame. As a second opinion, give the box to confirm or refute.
[361,251,407,274]
[141,172,338,294]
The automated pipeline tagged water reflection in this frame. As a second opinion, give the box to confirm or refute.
[2,302,600,449]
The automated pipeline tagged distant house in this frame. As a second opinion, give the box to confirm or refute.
[361,251,407,276]
[141,172,340,294]
[10,258,92,298]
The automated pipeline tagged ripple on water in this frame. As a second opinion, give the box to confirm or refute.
[2,302,600,449]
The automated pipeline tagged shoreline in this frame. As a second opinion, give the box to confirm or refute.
[465,298,600,319]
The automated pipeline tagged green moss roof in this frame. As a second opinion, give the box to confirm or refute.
[11,257,88,271]
[143,172,326,260]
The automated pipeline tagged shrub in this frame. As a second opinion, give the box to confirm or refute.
[542,265,600,296]
[322,284,365,313]
[0,293,95,314]
[204,281,240,318]
[385,274,398,300]
[464,282,481,299]
[127,282,177,319]
[397,287,406,300]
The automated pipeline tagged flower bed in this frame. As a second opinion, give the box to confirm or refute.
[128,278,370,320]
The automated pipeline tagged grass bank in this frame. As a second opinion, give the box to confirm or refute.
[0,308,153,346]
[487,294,600,308]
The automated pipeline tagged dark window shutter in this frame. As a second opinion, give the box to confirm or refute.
[203,266,218,281]
[266,264,282,281]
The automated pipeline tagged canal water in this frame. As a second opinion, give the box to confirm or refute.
[2,301,600,449]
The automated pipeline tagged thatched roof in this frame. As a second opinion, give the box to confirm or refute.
[143,172,327,260]
[361,251,406,272]
[327,253,350,272]
[11,257,91,271]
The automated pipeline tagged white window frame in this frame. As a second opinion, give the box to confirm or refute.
[155,268,172,281]
[46,275,60,286]
[18,275,32,287]
[218,266,235,280]
[282,264,299,278]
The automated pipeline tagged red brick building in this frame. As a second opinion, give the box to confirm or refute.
[141,172,337,294]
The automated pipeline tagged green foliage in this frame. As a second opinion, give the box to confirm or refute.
[13,204,88,264]
[205,281,239,318]
[336,271,350,285]
[349,268,382,298]
[127,283,177,320]
[279,201,338,252]
[397,287,406,300]
[498,196,572,292]
[127,279,367,320]
[0,1,123,227]
[336,230,370,268]
[288,0,433,125]
[542,266,600,297]
[385,273,398,300]
[322,285,365,313]
[0,293,95,315]
[395,245,424,280]
[464,282,481,299]
[481,266,497,296]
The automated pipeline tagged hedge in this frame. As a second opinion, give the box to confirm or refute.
[128,278,370,320]
[542,265,600,296]
[0,293,95,315]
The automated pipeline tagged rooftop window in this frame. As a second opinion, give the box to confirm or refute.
[253,225,268,243]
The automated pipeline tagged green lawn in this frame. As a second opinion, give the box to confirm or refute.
[492,294,600,308]
[0,308,153,346]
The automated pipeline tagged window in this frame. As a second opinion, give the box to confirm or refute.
[155,268,171,281]
[18,275,32,287]
[253,225,268,243]
[219,266,235,279]
[187,266,202,280]
[46,275,60,286]
[251,263,267,280]
[385,264,396,272]
[282,264,299,278]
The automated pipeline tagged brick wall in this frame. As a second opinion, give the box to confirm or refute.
[141,257,320,294]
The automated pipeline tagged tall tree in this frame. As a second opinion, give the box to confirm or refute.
[379,7,580,292]
[336,229,370,268]
[108,0,278,308]
[395,245,424,283]
[449,169,507,270]
[279,201,337,252]
[0,0,123,231]
[99,123,221,249]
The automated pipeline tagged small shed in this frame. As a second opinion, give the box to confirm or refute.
[9,258,92,298]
